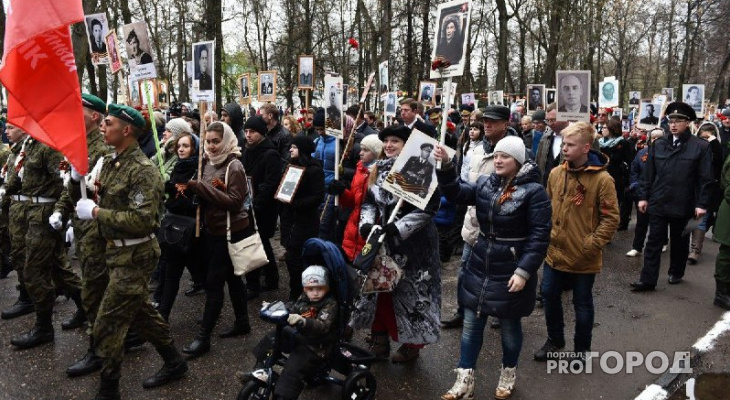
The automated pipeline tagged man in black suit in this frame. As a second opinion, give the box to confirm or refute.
[557,74,588,113]
[195,46,212,90]
[325,86,342,130]
[640,104,659,125]
[299,63,313,87]
[261,74,273,95]
[629,92,640,106]
[399,98,437,138]
[89,19,106,54]
[399,143,434,198]
[241,78,249,98]
[421,85,433,103]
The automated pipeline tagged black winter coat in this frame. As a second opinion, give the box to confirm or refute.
[222,103,246,147]
[437,160,552,318]
[164,156,199,217]
[638,130,714,219]
[267,123,293,160]
[279,156,325,250]
[599,138,633,203]
[242,138,282,238]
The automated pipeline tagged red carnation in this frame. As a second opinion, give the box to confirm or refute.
[431,57,452,71]
[348,38,359,49]
[446,121,455,131]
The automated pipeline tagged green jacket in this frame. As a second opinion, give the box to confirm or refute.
[19,138,63,198]
[713,157,730,245]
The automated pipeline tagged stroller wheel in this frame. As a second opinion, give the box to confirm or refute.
[237,380,271,400]
[342,369,377,400]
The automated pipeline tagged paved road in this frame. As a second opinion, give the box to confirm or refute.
[0,224,728,400]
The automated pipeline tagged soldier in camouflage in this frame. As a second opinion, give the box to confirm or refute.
[75,104,187,399]
[0,142,12,280]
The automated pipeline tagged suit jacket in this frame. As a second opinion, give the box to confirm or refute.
[262,83,273,95]
[197,72,212,90]
[640,116,658,125]
[90,39,106,53]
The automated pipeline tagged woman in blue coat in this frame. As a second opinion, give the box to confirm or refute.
[435,136,551,400]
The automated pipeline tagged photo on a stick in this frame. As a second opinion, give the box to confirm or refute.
[192,41,214,102]
[555,70,591,122]
[324,75,344,139]
[430,0,473,79]
[85,13,110,65]
[121,21,156,80]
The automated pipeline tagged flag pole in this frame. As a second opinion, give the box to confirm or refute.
[436,76,453,169]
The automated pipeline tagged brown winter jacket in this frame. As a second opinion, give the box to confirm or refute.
[188,154,249,236]
[545,150,619,274]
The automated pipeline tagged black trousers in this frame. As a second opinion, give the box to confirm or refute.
[245,236,278,291]
[619,191,633,228]
[639,214,690,285]
[158,238,205,321]
[631,207,650,252]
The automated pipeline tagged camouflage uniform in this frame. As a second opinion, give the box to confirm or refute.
[92,141,174,379]
[0,144,14,277]
[4,140,26,287]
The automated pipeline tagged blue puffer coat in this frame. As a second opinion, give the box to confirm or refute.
[437,160,551,318]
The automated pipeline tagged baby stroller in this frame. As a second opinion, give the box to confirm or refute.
[237,238,377,400]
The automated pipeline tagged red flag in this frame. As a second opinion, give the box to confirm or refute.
[0,0,89,174]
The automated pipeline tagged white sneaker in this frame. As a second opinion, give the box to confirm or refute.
[662,245,668,253]
[441,368,474,400]
[626,249,641,257]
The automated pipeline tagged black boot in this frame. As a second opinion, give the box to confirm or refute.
[0,254,12,279]
[93,377,121,400]
[67,337,102,377]
[142,343,188,388]
[219,321,251,338]
[714,281,730,310]
[182,332,211,357]
[1,285,35,320]
[62,290,86,330]
[124,329,146,351]
[10,312,54,349]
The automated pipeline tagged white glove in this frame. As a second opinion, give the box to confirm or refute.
[49,212,63,230]
[65,226,74,244]
[0,187,5,200]
[75,199,97,220]
[287,314,305,326]
[70,165,82,182]
[261,301,270,310]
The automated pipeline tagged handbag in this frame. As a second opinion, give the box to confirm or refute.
[352,226,385,273]
[223,161,269,276]
[158,212,196,253]
[360,245,403,294]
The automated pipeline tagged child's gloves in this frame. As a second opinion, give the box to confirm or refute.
[287,314,305,326]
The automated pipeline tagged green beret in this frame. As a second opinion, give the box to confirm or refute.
[107,103,146,129]
[81,94,107,114]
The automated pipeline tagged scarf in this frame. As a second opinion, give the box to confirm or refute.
[599,136,623,149]
[205,122,241,166]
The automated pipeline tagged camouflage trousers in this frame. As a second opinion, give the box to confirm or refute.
[23,203,81,314]
[94,240,173,379]
[0,202,10,267]
[74,220,109,332]
[8,201,28,286]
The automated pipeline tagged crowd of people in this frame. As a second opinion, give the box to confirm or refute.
[0,88,728,400]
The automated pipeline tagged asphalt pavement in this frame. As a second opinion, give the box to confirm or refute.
[1,223,729,400]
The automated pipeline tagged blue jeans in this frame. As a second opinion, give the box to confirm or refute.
[458,308,523,369]
[454,243,473,316]
[541,264,595,352]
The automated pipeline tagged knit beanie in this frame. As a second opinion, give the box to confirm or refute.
[360,134,383,157]
[493,136,526,165]
[313,108,325,128]
[292,134,316,156]
[165,118,193,139]
[243,115,267,135]
[302,265,329,288]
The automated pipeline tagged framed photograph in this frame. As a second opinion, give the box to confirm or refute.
[444,82,458,106]
[661,87,674,101]
[127,78,141,107]
[430,0,473,79]
[191,40,214,102]
[105,31,122,74]
[621,118,631,133]
[275,165,306,203]
[298,55,315,89]
[121,22,156,80]
[682,84,705,116]
[238,73,251,104]
[628,91,641,107]
[324,75,344,139]
[157,80,168,107]
[461,92,475,106]
[381,130,456,210]
[140,79,158,108]
[637,100,660,129]
[556,70,591,122]
[612,108,623,119]
[526,84,545,111]
[546,88,556,105]
[85,13,110,65]
[379,61,389,94]
[418,81,437,106]
[599,78,619,108]
[384,92,397,117]
[488,90,504,106]
[259,71,277,102]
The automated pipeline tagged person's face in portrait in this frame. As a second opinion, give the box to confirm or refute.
[530,89,540,104]
[92,23,103,42]
[329,87,337,106]
[198,48,208,74]
[127,34,140,57]
[632,93,638,99]
[491,92,498,103]
[646,104,655,115]
[465,95,471,103]
[445,21,456,43]
[560,75,582,107]
[688,87,699,102]
[603,83,614,100]
[421,146,433,159]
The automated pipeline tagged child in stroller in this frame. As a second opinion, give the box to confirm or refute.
[237,238,376,400]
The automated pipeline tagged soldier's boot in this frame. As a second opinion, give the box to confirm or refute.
[67,336,103,377]
[714,281,730,310]
[142,342,188,389]
[10,311,54,349]
[688,229,705,265]
[123,329,146,351]
[93,377,121,400]
[61,290,86,330]
[1,285,35,320]
[0,255,12,279]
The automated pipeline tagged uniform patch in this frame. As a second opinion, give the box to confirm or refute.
[133,190,145,207]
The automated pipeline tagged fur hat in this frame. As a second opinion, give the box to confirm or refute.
[493,136,526,165]
[302,265,329,288]
[378,124,410,142]
[360,134,383,156]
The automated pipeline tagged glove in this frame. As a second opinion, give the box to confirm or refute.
[327,180,347,195]
[211,178,226,191]
[359,223,373,238]
[383,222,399,238]
[65,226,74,245]
[75,199,97,220]
[49,212,63,230]
[70,164,82,182]
[261,301,270,310]
[0,187,5,200]
[287,314,305,326]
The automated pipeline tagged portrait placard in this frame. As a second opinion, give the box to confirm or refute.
[598,78,619,108]
[191,41,214,102]
[382,130,455,210]
[430,0,473,79]
[488,90,504,106]
[526,84,545,111]
[384,92,397,117]
[128,78,141,107]
[105,31,122,74]
[621,118,631,133]
[661,88,674,101]
[121,22,156,80]
[612,108,623,119]
[360,71,377,103]
[379,61,389,94]
[324,75,344,139]
[628,91,641,107]
[461,92,475,106]
[546,88,556,105]
[682,84,705,116]
[157,80,168,107]
[239,73,251,104]
[298,55,315,89]
[258,71,277,102]
[637,100,660,129]
[275,165,306,204]
[140,80,158,108]
[444,82,458,105]
[556,70,591,122]
[85,13,110,65]
[418,81,437,107]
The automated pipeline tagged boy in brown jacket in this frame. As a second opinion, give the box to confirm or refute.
[534,122,619,362]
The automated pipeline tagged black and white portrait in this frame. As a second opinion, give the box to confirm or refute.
[298,55,314,89]
[662,88,674,101]
[158,81,168,105]
[430,0,472,79]
[324,75,344,138]
[193,42,213,91]
[121,22,156,80]
[259,71,277,102]
[461,92,475,106]
[599,78,619,108]
[85,13,109,65]
[556,70,591,122]
[638,100,659,127]
[419,81,436,106]
[385,92,397,116]
[488,90,504,106]
[239,74,250,103]
[629,91,641,106]
[527,84,545,111]
[546,89,556,105]
[682,84,704,114]
[379,61,389,93]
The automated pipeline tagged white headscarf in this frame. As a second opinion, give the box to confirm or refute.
[204,121,241,166]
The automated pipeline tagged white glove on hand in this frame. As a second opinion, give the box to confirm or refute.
[70,165,82,182]
[75,199,97,220]
[287,314,305,326]
[65,226,74,244]
[49,212,63,230]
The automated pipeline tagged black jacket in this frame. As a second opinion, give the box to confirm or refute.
[279,156,325,250]
[356,122,377,137]
[267,123,293,160]
[242,138,283,238]
[222,103,245,147]
[600,138,633,203]
[638,130,714,219]
[164,156,199,217]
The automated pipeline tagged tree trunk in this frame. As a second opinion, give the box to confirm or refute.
[494,0,509,90]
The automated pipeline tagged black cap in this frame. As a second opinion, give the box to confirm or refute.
[420,143,434,150]
[378,124,410,142]
[243,115,267,135]
[313,108,325,128]
[665,102,697,121]
[481,105,510,121]
[531,110,546,122]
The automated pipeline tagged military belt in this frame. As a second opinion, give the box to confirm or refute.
[12,195,56,203]
[107,233,156,248]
